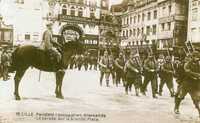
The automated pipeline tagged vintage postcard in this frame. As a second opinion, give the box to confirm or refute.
[0,0,199,123]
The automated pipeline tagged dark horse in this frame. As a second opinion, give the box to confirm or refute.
[9,41,84,100]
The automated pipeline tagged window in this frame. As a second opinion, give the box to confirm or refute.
[138,14,140,23]
[90,9,95,18]
[161,23,165,31]
[4,31,11,41]
[127,17,129,24]
[134,16,136,23]
[146,26,150,35]
[168,5,172,14]
[25,34,30,40]
[192,8,198,21]
[62,5,67,15]
[130,17,132,24]
[152,25,156,35]
[167,22,171,30]
[153,10,157,19]
[147,12,151,20]
[122,31,125,37]
[137,28,140,36]
[141,27,144,34]
[142,13,145,21]
[129,30,132,36]
[133,29,136,36]
[126,30,128,37]
[78,8,83,17]
[70,6,75,16]
[162,7,166,14]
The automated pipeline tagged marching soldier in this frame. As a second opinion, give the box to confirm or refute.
[124,51,142,96]
[159,56,175,97]
[114,52,125,87]
[99,50,112,87]
[174,51,200,117]
[83,51,90,71]
[142,54,158,98]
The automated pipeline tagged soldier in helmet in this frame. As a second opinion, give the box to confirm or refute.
[141,53,158,98]
[159,56,175,97]
[174,51,200,117]
[124,51,142,96]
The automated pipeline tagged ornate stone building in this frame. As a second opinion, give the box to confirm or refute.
[46,0,120,49]
[120,0,188,49]
[187,0,200,44]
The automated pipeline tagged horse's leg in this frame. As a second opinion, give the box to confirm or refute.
[14,69,26,100]
[56,70,65,99]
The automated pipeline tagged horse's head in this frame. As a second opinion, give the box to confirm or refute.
[62,40,84,67]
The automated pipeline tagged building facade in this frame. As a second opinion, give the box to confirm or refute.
[157,0,188,49]
[187,0,200,44]
[46,0,119,49]
[120,0,188,49]
[0,0,46,46]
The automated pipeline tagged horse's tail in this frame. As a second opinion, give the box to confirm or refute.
[8,47,19,72]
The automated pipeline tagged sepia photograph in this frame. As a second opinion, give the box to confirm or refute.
[0,0,199,123]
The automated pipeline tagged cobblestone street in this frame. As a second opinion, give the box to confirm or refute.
[0,68,199,123]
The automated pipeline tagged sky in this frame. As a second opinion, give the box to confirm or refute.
[110,0,123,5]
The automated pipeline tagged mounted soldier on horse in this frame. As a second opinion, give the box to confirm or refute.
[6,22,84,100]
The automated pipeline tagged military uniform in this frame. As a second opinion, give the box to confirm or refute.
[159,56,175,97]
[99,51,113,87]
[142,55,158,98]
[124,56,142,96]
[174,52,200,117]
[40,22,61,65]
[115,53,125,87]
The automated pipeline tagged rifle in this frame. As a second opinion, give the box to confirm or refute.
[166,41,175,74]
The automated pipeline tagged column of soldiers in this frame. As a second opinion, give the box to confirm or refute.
[98,45,200,117]
[68,51,98,71]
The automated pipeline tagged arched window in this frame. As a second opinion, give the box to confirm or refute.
[78,8,83,17]
[70,6,75,16]
[62,5,67,15]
